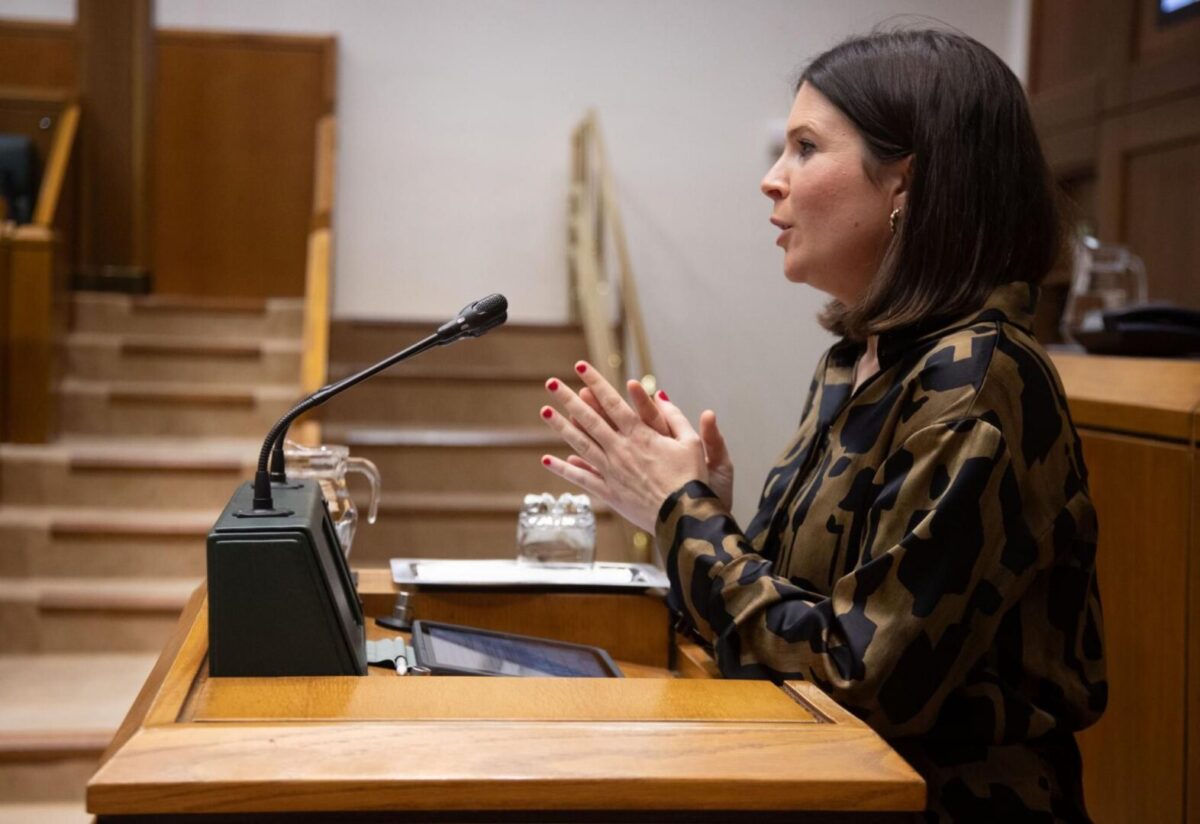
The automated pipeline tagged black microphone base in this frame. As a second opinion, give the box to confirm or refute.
[207,480,367,677]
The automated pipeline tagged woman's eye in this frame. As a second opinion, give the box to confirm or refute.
[796,140,815,157]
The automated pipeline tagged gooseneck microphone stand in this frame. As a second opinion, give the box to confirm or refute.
[241,293,508,516]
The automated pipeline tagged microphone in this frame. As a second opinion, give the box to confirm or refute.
[435,293,509,343]
[207,294,508,678]
[251,293,508,514]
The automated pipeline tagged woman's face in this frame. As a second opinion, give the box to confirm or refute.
[761,82,908,306]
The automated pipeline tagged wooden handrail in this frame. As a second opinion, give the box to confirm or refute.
[567,112,656,563]
[296,114,336,446]
[311,114,335,229]
[300,226,331,395]
[32,101,80,228]
[568,113,655,392]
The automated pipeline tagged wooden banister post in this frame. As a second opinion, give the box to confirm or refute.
[77,0,154,270]
[3,225,58,442]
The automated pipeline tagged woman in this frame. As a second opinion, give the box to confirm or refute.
[539,29,1106,823]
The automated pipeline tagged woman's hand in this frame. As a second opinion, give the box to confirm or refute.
[697,408,734,511]
[577,379,734,511]
[540,362,709,533]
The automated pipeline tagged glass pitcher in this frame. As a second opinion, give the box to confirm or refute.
[1061,234,1148,343]
[283,440,381,557]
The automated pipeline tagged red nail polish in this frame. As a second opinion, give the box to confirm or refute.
[658,390,670,402]
[546,379,559,391]
[541,407,553,419]
[542,457,552,466]
[575,363,588,374]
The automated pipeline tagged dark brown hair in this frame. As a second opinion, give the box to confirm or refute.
[798,28,1065,340]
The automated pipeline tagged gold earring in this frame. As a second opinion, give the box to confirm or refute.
[889,207,902,235]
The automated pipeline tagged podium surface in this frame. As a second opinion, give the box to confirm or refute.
[88,570,925,820]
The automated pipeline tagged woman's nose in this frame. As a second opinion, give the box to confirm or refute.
[761,160,787,200]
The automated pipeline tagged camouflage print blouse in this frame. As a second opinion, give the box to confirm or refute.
[656,282,1107,823]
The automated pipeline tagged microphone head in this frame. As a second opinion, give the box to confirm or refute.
[459,293,507,338]
[436,293,508,343]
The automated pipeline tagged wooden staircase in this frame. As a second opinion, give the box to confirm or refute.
[0,291,303,820]
[0,300,629,819]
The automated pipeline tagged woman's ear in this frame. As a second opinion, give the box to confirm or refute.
[888,154,914,210]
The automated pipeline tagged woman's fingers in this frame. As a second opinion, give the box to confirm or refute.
[627,380,670,436]
[545,376,619,449]
[579,387,616,429]
[573,362,640,433]
[540,454,609,500]
[699,409,729,468]
[540,403,607,466]
[654,391,699,440]
[565,454,603,478]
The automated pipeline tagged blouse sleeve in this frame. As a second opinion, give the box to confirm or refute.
[657,416,1055,737]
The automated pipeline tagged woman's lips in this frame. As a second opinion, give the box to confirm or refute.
[771,218,792,247]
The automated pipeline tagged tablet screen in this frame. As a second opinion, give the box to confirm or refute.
[423,623,615,677]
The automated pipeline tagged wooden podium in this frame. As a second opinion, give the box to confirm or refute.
[87,569,925,821]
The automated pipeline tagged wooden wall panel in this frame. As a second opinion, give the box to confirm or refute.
[1075,430,1190,824]
[151,31,334,298]
[77,0,154,269]
[0,21,75,90]
[1028,0,1108,95]
[1123,138,1200,308]
[0,20,335,299]
[1032,0,1200,340]
[1135,0,1200,69]
[0,89,69,166]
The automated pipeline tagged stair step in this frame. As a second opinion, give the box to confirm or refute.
[0,652,156,805]
[71,292,303,339]
[330,319,587,377]
[0,505,214,579]
[324,424,575,494]
[0,803,94,822]
[349,490,633,565]
[0,439,255,509]
[321,374,574,428]
[57,379,299,437]
[65,332,302,384]
[0,578,198,652]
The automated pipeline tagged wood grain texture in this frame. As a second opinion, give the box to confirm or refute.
[1125,0,1200,107]
[300,227,330,393]
[77,0,154,269]
[0,21,76,89]
[1075,429,1191,823]
[151,30,334,298]
[1096,80,1200,255]
[89,579,924,816]
[2,226,58,442]
[31,101,79,228]
[1050,353,1200,441]
[1027,0,1108,96]
[88,718,923,815]
[354,568,671,668]
[192,677,818,723]
[99,582,207,766]
[1123,136,1200,310]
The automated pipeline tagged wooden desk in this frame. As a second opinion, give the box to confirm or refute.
[88,570,924,821]
[1051,353,1200,824]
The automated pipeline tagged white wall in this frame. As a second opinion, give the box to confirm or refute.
[1,0,1030,525]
